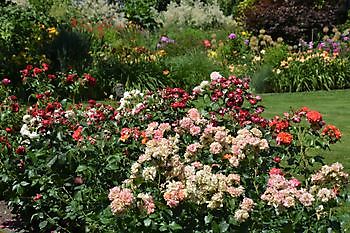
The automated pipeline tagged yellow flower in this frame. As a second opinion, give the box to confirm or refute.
[47,27,58,36]
[208,50,217,58]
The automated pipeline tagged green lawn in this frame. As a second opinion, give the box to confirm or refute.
[261,89,350,231]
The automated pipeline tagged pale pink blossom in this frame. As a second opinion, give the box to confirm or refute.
[163,181,186,207]
[240,198,255,211]
[179,117,194,130]
[188,108,201,122]
[190,125,201,136]
[214,130,227,143]
[209,142,222,154]
[109,187,134,214]
[186,143,201,154]
[210,71,222,81]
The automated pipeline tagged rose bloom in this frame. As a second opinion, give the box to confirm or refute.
[306,110,322,124]
[188,108,201,122]
[209,142,222,154]
[276,132,293,145]
[269,168,284,176]
[322,124,342,140]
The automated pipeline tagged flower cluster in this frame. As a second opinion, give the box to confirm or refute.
[261,170,314,209]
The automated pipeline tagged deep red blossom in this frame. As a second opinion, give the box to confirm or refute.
[273,157,281,163]
[84,73,97,86]
[36,93,44,99]
[32,67,43,76]
[47,74,56,80]
[16,146,26,155]
[88,99,96,107]
[11,103,20,112]
[5,128,12,133]
[66,74,77,84]
[9,95,17,101]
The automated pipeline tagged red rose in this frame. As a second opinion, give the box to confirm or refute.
[42,63,49,71]
[33,194,43,201]
[72,126,83,141]
[11,103,20,112]
[84,73,96,86]
[33,67,43,76]
[16,146,26,155]
[203,39,211,48]
[269,168,284,176]
[66,74,77,84]
[273,157,281,163]
[74,176,84,185]
[306,110,322,124]
[322,124,342,141]
[1,78,11,86]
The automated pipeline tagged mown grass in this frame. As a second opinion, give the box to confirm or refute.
[261,89,350,231]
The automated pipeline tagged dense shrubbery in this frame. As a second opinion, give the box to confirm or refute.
[0,72,348,232]
[243,0,349,44]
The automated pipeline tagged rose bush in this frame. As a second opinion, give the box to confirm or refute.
[0,72,348,232]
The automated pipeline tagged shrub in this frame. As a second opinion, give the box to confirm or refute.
[122,0,159,30]
[243,0,349,44]
[0,72,348,232]
[156,0,237,30]
[0,3,58,84]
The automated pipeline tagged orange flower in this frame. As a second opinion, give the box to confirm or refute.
[141,137,148,144]
[276,132,293,145]
[222,154,232,160]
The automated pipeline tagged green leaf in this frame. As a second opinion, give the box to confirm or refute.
[144,218,152,227]
[159,225,168,231]
[169,222,182,230]
[20,181,30,186]
[204,214,213,224]
[39,220,48,229]
[219,220,229,232]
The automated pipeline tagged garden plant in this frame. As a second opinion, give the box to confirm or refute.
[0,0,350,232]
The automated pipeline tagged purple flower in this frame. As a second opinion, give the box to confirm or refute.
[228,33,236,40]
[308,41,313,49]
[244,39,249,45]
[343,36,349,41]
[160,36,169,43]
[1,78,11,86]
